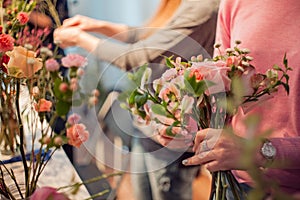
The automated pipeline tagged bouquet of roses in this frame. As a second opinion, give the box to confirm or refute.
[120,41,291,199]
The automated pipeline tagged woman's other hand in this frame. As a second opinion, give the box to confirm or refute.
[182,128,247,172]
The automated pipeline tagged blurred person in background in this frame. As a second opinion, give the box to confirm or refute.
[54,0,219,199]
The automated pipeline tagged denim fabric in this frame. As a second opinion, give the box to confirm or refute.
[130,138,200,200]
[225,183,252,200]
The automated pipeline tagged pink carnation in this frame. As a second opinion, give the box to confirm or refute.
[31,187,69,200]
[34,98,52,112]
[67,113,81,125]
[61,54,87,68]
[45,58,60,71]
[66,123,89,148]
[0,34,14,52]
[17,12,29,25]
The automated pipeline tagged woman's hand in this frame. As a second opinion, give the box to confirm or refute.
[62,15,101,32]
[182,128,247,172]
[54,26,82,48]
[54,26,99,52]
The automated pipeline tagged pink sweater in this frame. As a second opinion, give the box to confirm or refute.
[215,0,300,194]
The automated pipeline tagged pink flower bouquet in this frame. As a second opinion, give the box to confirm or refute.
[120,41,291,199]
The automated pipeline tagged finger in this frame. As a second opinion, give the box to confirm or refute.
[157,135,192,149]
[195,140,210,154]
[156,124,184,138]
[156,135,171,146]
[204,160,220,172]
[182,150,215,166]
[62,16,80,27]
[182,154,204,166]
[193,130,207,152]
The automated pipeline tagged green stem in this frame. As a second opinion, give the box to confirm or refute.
[57,172,123,191]
[221,172,227,200]
[216,171,221,200]
[83,189,110,200]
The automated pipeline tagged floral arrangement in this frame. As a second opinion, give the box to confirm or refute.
[0,1,100,199]
[120,41,291,199]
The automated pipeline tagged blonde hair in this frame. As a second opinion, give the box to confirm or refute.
[141,0,181,38]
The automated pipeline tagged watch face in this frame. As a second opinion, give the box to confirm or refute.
[262,141,276,159]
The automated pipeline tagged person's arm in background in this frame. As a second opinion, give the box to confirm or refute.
[60,15,129,41]
[54,0,219,71]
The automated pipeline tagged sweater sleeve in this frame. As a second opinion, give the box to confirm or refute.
[270,137,300,169]
[213,0,232,56]
[94,0,219,71]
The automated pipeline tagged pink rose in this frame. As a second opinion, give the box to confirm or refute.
[190,61,231,94]
[66,123,89,148]
[30,187,69,200]
[45,58,60,71]
[61,54,87,68]
[67,113,81,125]
[17,12,29,25]
[6,46,42,78]
[0,34,14,52]
[158,83,180,102]
[35,99,52,112]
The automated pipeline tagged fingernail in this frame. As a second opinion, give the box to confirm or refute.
[182,159,188,165]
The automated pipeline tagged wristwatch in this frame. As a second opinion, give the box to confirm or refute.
[260,139,277,161]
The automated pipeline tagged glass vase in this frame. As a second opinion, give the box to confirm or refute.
[0,77,24,157]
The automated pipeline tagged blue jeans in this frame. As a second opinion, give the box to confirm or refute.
[225,183,252,200]
[130,137,199,200]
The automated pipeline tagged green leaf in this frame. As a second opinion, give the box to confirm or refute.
[151,104,170,117]
[283,82,290,95]
[272,64,281,71]
[165,56,175,68]
[53,78,63,99]
[283,53,288,67]
[137,110,146,119]
[183,71,213,96]
[283,74,290,84]
[128,89,143,106]
[166,126,177,137]
[128,64,148,86]
[56,100,71,116]
[135,92,148,108]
